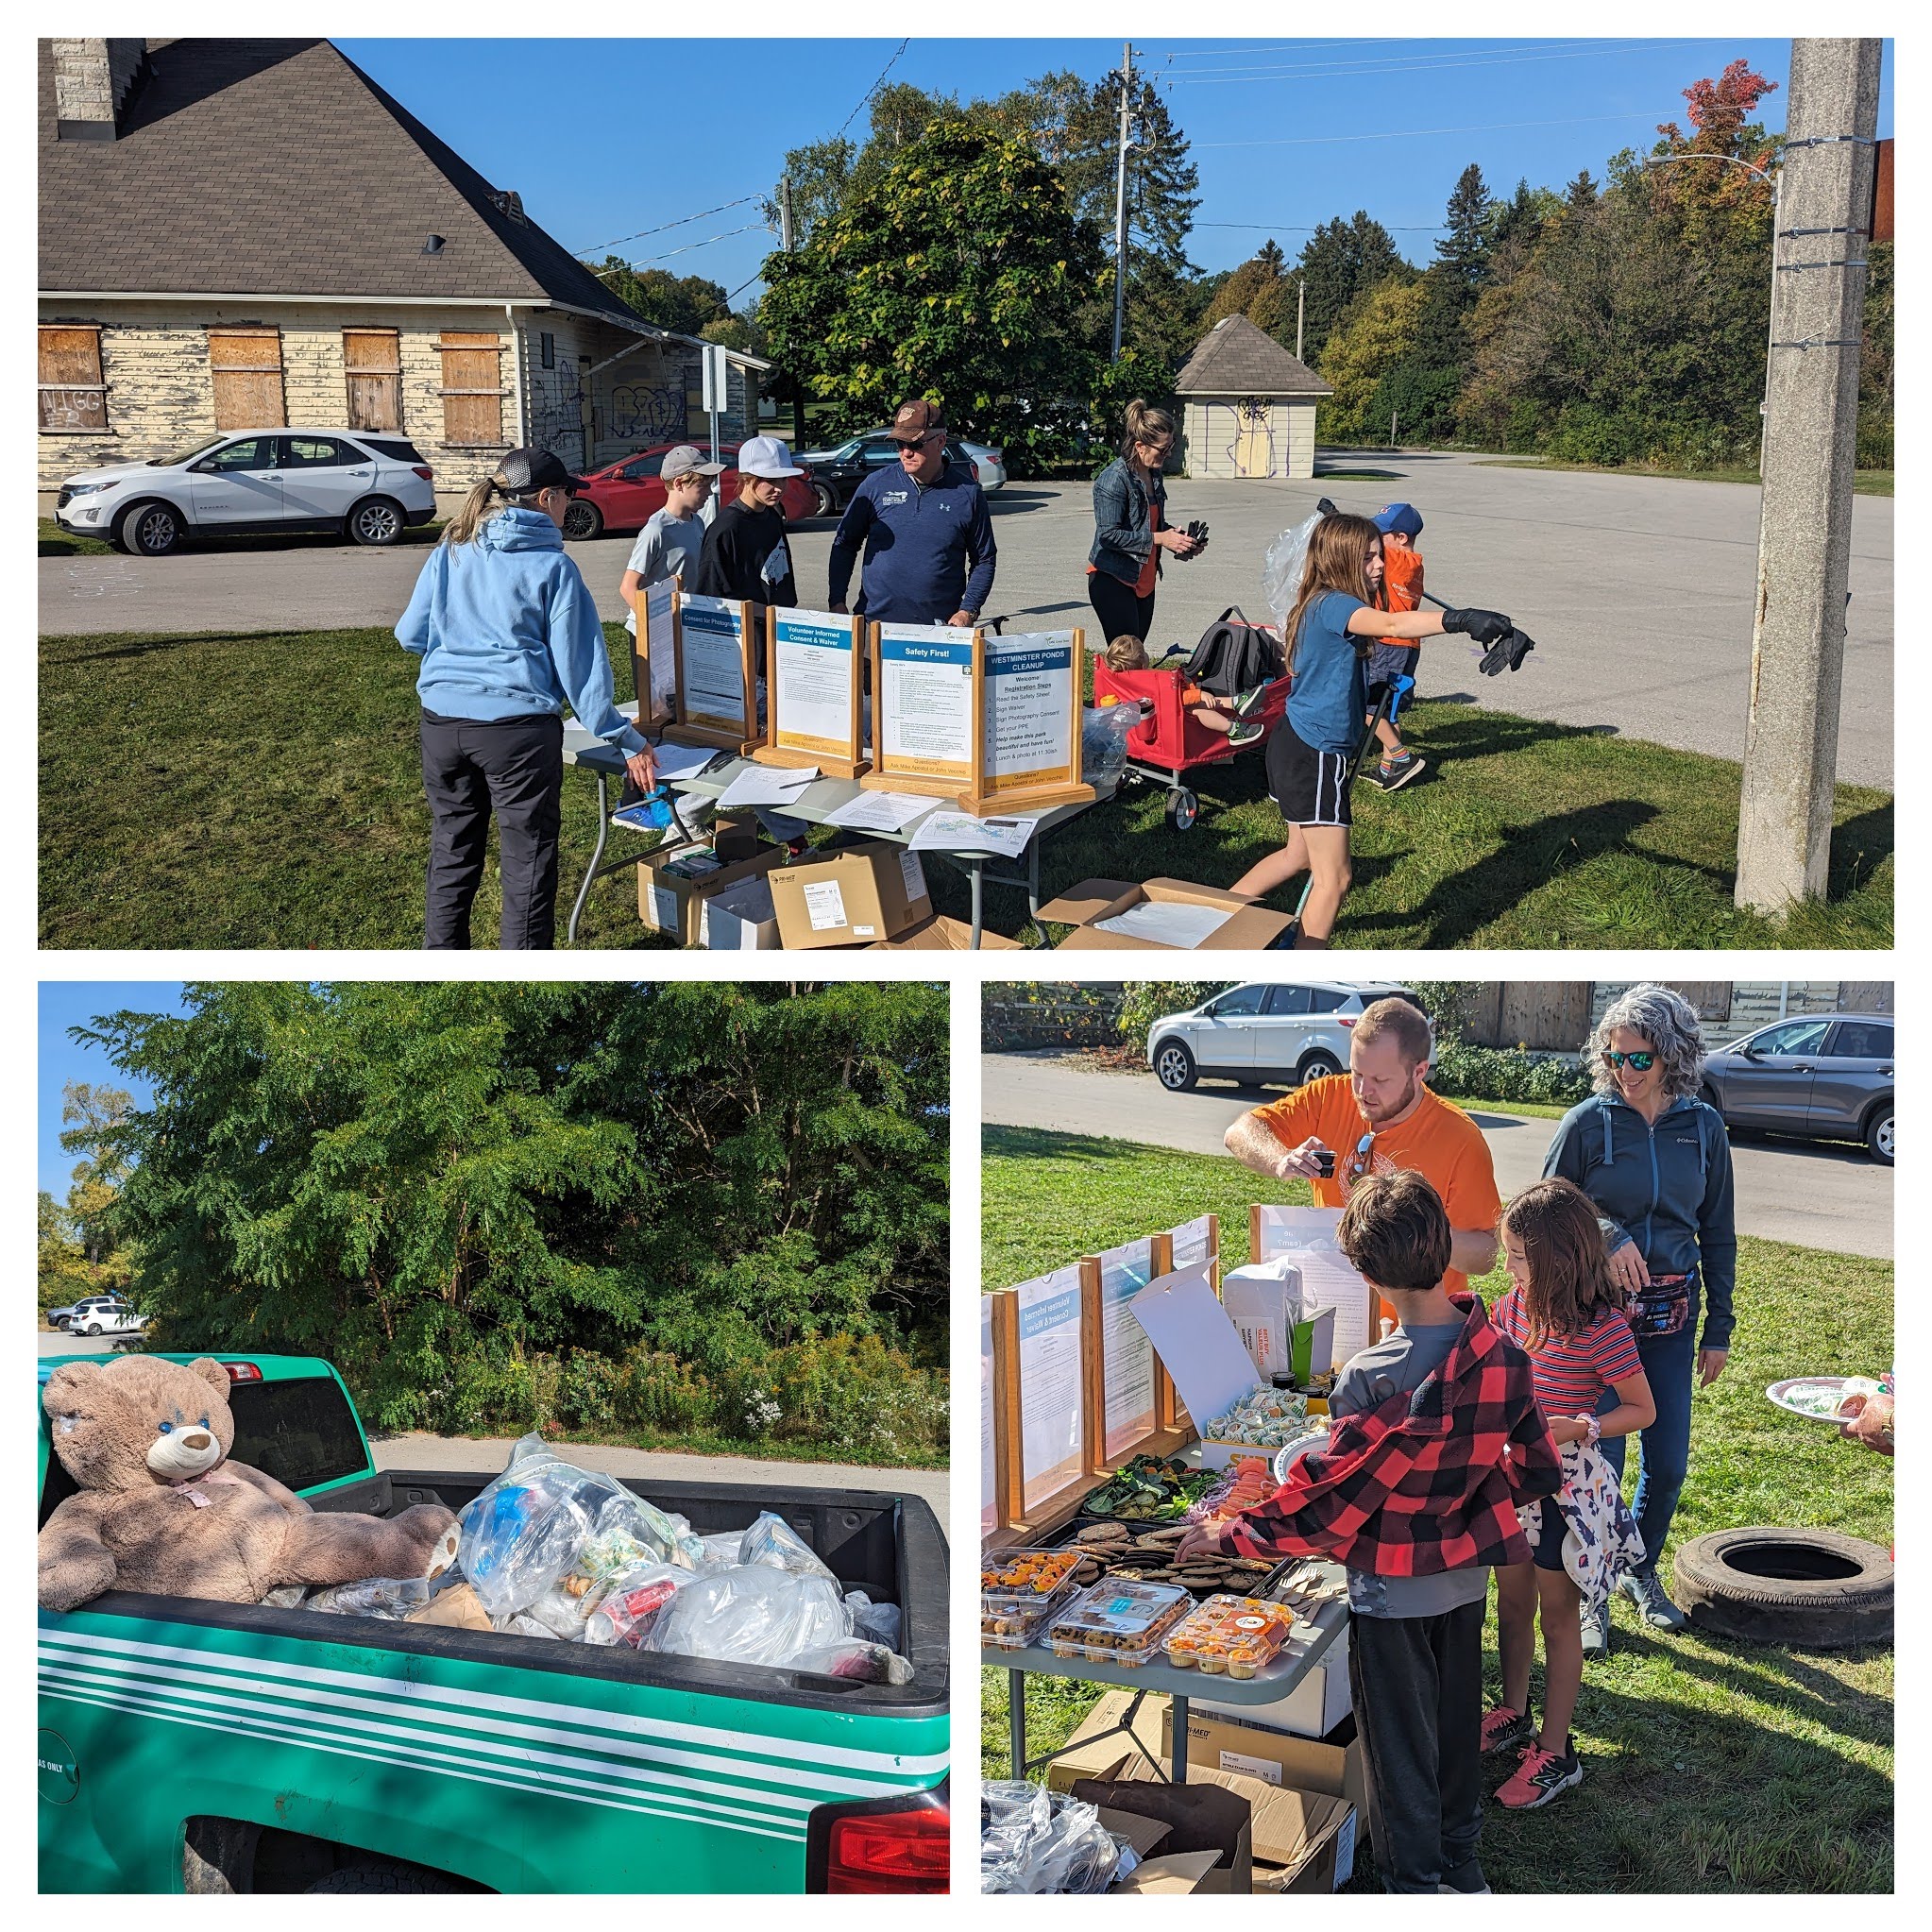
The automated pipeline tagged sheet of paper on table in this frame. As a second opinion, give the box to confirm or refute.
[715,764,819,808]
[1092,902,1232,948]
[821,789,940,835]
[907,811,1034,858]
[649,741,724,784]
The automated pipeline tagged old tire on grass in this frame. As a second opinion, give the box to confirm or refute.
[1673,1527,1891,1649]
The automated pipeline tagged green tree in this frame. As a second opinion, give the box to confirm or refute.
[40,1083,139,1315]
[1858,240,1893,466]
[1315,277,1429,443]
[591,260,737,336]
[1435,162,1493,292]
[759,119,1118,467]
[1296,212,1409,360]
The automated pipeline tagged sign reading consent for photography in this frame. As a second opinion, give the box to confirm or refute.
[862,623,977,798]
[754,608,867,778]
[666,593,759,752]
[968,628,1092,815]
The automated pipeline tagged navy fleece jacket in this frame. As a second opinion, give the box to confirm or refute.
[826,461,996,624]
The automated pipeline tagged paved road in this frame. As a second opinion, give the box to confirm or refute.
[41,451,1892,784]
[37,1331,127,1358]
[982,1053,1892,1261]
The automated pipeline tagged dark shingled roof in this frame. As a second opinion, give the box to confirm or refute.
[39,38,652,334]
[1174,315,1332,398]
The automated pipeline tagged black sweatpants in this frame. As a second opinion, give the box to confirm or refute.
[1087,569,1156,644]
[419,709,564,951]
[1347,1599,1486,1892]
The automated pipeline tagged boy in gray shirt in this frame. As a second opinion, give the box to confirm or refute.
[620,444,725,638]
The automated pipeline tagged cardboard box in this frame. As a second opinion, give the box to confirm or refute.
[1042,1688,1146,1793]
[865,912,1023,951]
[769,840,932,948]
[1161,1700,1364,1810]
[1073,1765,1252,1893]
[1038,877,1295,951]
[697,872,781,949]
[638,844,785,946]
[711,811,765,862]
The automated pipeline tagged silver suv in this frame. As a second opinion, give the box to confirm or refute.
[1146,981,1423,1093]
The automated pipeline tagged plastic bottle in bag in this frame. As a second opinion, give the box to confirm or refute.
[789,1640,915,1685]
[584,1564,702,1648]
[1080,703,1141,790]
[738,1510,836,1581]
[645,1566,851,1667]
[1262,512,1326,630]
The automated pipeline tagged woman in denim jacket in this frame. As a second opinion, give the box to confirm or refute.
[1086,400,1200,642]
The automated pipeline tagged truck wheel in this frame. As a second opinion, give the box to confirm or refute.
[306,1865,463,1893]
[1673,1527,1892,1649]
[1865,1106,1893,1165]
[1153,1040,1198,1093]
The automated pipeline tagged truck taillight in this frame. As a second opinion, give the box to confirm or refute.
[413,466,435,481]
[221,1362,263,1381]
[807,1787,948,1893]
[1337,1016,1355,1026]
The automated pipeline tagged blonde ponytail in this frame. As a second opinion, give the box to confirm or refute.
[1120,398,1177,459]
[442,466,549,546]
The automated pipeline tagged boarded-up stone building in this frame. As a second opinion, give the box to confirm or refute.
[1174,316,1331,482]
[1459,981,1893,1053]
[39,38,768,507]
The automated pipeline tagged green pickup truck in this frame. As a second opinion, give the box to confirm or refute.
[38,1353,950,1894]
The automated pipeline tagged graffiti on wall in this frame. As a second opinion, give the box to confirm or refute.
[530,355,585,465]
[1205,398,1280,479]
[608,381,687,446]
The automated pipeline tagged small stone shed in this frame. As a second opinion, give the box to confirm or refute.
[1173,315,1330,482]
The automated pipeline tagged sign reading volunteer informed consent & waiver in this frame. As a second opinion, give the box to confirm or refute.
[667,593,759,752]
[754,608,867,779]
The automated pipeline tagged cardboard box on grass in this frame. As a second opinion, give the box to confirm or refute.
[769,840,932,948]
[637,843,786,947]
[1072,1766,1252,1893]
[866,912,1023,952]
[697,872,781,950]
[1161,1702,1364,1810]
[1037,876,1294,951]
[1043,1689,1162,1794]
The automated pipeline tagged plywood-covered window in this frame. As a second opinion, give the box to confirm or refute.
[39,326,108,432]
[437,331,507,447]
[207,328,286,431]
[343,328,402,432]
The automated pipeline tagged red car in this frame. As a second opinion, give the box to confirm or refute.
[561,442,816,540]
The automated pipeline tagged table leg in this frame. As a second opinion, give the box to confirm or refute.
[567,771,612,948]
[1027,837,1042,921]
[1008,1667,1025,1779]
[1172,1692,1189,1783]
[969,858,985,949]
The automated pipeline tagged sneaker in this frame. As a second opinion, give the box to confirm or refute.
[1228,719,1265,746]
[1229,681,1274,720]
[1480,1704,1536,1756]
[1438,1860,1492,1894]
[1620,1568,1688,1630]
[1495,1738,1584,1811]
[1581,1597,1610,1657]
[1365,750,1427,791]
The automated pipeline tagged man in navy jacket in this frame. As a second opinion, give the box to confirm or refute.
[827,398,996,627]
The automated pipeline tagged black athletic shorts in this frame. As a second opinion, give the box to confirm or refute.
[1529,1496,1569,1573]
[1266,717,1352,827]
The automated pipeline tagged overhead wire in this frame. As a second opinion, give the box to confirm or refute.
[1196,110,1672,150]
[1167,40,1713,85]
[573,195,762,259]
[837,38,911,139]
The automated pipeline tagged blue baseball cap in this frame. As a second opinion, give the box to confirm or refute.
[1373,502,1423,540]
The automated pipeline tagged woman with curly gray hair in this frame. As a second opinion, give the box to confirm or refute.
[1541,984,1736,1652]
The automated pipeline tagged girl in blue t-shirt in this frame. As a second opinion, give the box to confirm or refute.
[1229,513,1512,944]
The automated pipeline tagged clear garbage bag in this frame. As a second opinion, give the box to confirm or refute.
[584,1563,703,1648]
[981,1783,1127,1894]
[738,1510,836,1581]
[1263,512,1326,630]
[645,1565,850,1667]
[701,1531,748,1568]
[304,1575,434,1619]
[1080,703,1142,790]
[790,1640,915,1685]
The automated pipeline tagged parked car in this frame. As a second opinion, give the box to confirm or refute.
[38,1351,951,1892]
[68,1301,146,1338]
[792,432,1007,519]
[1700,1012,1893,1164]
[561,442,815,540]
[46,1296,129,1333]
[1146,982,1424,1093]
[55,431,437,555]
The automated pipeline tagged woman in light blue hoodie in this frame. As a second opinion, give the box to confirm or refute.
[398,448,655,949]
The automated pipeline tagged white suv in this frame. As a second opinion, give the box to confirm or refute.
[1146,981,1425,1093]
[55,430,438,555]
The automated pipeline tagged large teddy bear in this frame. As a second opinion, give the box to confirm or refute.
[39,1354,460,1613]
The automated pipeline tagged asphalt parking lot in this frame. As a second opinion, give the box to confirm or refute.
[39,450,1893,784]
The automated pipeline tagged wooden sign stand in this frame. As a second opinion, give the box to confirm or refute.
[664,594,761,754]
[959,624,1093,818]
[632,578,681,731]
[859,621,981,800]
[752,607,868,780]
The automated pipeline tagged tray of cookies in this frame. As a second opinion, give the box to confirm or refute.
[981,1547,1089,1649]
[1047,1517,1284,1602]
[1162,1593,1299,1679]
[1046,1578,1195,1667]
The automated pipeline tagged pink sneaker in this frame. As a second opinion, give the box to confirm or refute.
[1479,1705,1534,1755]
[1496,1737,1584,1810]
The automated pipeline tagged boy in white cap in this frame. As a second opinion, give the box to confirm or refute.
[619,443,725,638]
[690,434,801,606]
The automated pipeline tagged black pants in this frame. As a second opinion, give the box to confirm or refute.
[1087,570,1155,643]
[419,709,564,950]
[1347,1600,1485,1892]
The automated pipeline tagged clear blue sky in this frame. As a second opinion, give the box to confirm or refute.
[338,37,1892,305]
[39,983,187,1198]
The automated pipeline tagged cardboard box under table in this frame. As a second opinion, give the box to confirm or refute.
[636,843,786,947]
[768,840,932,948]
[1038,877,1294,951]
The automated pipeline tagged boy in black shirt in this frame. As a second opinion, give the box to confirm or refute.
[690,435,801,606]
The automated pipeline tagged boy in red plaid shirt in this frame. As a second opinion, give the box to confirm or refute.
[1178,1172,1560,1892]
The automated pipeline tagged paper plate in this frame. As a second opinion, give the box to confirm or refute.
[1271,1427,1331,1483]
[1765,1376,1875,1421]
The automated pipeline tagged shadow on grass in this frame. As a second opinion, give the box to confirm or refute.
[983,1124,1158,1163]
[1828,801,1893,896]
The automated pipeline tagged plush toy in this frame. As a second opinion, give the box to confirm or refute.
[39,1355,460,1614]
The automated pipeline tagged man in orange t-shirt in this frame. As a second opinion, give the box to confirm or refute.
[1222,995,1501,1313]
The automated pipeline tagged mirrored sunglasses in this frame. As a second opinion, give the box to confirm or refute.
[1604,1050,1656,1071]
[1345,1130,1377,1183]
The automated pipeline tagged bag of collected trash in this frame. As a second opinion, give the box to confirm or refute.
[645,1565,850,1668]
[981,1782,1127,1894]
[738,1510,836,1581]
[845,1591,903,1650]
[584,1564,703,1649]
[790,1640,915,1686]
[701,1531,748,1568]
[306,1575,435,1620]
[1263,512,1326,632]
[1080,703,1141,789]
[405,1580,493,1630]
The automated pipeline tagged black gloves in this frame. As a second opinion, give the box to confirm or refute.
[1480,628,1536,676]
[1182,518,1209,556]
[1440,606,1514,647]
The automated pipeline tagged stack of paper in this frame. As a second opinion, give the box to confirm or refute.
[1092,902,1232,948]
[715,765,819,809]
[647,742,723,784]
[822,790,938,835]
[907,812,1034,857]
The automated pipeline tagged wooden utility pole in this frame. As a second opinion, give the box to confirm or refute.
[1110,43,1133,361]
[1735,39,1882,913]
[1296,278,1305,362]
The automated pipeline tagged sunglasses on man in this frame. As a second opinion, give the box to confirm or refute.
[893,431,944,452]
[1344,1129,1378,1185]
[1603,1050,1656,1071]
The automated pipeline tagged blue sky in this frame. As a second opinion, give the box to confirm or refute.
[339,37,1892,306]
[39,983,187,1198]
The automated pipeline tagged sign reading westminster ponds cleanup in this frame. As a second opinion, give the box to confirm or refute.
[971,628,1092,815]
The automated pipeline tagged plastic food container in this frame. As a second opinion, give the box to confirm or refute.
[982,1548,1088,1648]
[1163,1594,1297,1679]
[1047,1580,1194,1667]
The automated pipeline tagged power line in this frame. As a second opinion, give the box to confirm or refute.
[837,37,911,139]
[1164,37,1647,78]
[1196,110,1671,150]
[1195,222,1449,231]
[1168,41,1712,85]
[573,195,761,259]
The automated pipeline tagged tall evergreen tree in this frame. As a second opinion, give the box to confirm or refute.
[1296,212,1407,358]
[1435,162,1493,293]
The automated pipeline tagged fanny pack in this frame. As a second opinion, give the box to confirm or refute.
[1630,1269,1697,1338]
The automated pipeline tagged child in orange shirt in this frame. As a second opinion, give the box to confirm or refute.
[1105,635,1265,743]
[1364,502,1428,791]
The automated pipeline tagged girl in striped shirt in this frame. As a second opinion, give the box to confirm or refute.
[1483,1179,1656,1809]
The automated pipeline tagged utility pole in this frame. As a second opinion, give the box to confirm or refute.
[1296,278,1305,363]
[779,177,805,445]
[1110,42,1133,361]
[1735,38,1882,914]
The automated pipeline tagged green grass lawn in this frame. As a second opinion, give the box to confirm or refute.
[981,1128,1893,1892]
[40,624,1891,949]
[1476,459,1894,498]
